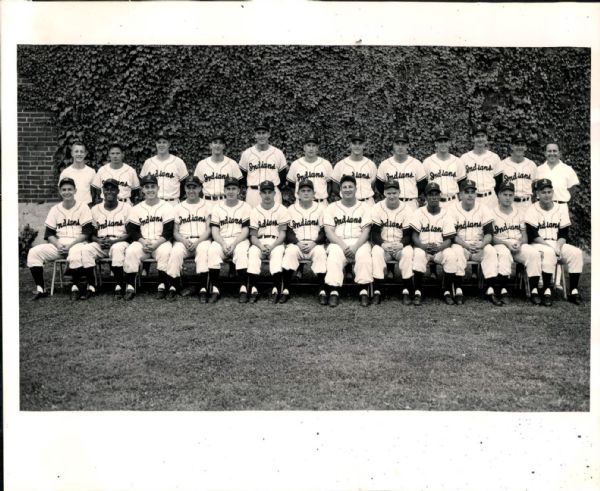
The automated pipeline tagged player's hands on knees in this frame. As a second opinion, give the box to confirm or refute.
[261,245,271,258]
[345,245,356,259]
[554,244,562,257]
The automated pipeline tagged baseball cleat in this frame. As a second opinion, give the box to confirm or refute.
[180,287,195,298]
[70,289,80,301]
[269,289,279,304]
[318,292,328,306]
[487,293,502,306]
[454,293,464,305]
[124,289,135,301]
[360,293,370,307]
[413,293,422,306]
[443,293,454,305]
[250,290,259,303]
[167,289,178,301]
[402,292,411,306]
[279,291,290,304]
[329,292,340,307]
[199,291,208,303]
[530,292,541,305]
[82,288,95,300]
[372,292,381,305]
[500,292,509,305]
[568,292,582,305]
[238,291,248,304]
[113,288,123,299]
[156,288,167,300]
[542,293,553,307]
[32,290,48,300]
[209,292,220,303]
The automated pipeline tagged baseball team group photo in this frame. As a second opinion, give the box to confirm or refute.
[17,45,591,412]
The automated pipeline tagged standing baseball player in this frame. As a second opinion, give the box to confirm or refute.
[491,181,543,305]
[27,178,94,300]
[534,142,580,207]
[207,177,252,303]
[460,126,502,209]
[331,133,378,205]
[122,175,175,300]
[524,178,583,305]
[84,178,131,298]
[498,132,537,214]
[376,131,426,211]
[287,134,333,204]
[91,143,140,204]
[281,179,327,303]
[409,182,458,306]
[165,176,213,301]
[239,122,288,208]
[58,142,97,206]
[370,180,414,305]
[247,181,291,303]
[322,175,373,307]
[449,179,499,305]
[193,134,243,202]
[140,131,189,203]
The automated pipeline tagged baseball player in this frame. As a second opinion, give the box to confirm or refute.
[459,126,502,209]
[409,182,458,306]
[376,131,426,211]
[322,174,373,307]
[534,142,580,206]
[84,178,132,298]
[449,179,499,305]
[193,134,243,202]
[281,179,327,303]
[91,143,140,204]
[287,134,333,204]
[165,176,213,301]
[491,181,543,305]
[27,178,94,300]
[370,180,414,305]
[239,122,288,208]
[248,180,291,303]
[524,178,583,305]
[498,132,537,214]
[58,142,97,206]
[331,133,378,205]
[140,131,189,203]
[122,175,175,300]
[207,177,252,303]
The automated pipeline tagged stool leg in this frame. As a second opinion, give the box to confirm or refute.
[51,261,57,296]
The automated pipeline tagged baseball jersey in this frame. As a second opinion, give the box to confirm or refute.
[499,157,537,198]
[449,202,494,244]
[460,150,501,192]
[332,157,378,200]
[409,207,455,245]
[92,163,140,200]
[194,156,242,197]
[45,201,93,239]
[524,202,570,241]
[370,201,412,242]
[239,145,287,187]
[250,203,290,239]
[91,202,131,238]
[210,201,252,239]
[174,200,212,239]
[491,206,524,242]
[534,161,580,202]
[422,154,465,197]
[376,156,425,199]
[58,164,96,205]
[287,157,333,200]
[127,200,175,240]
[323,201,372,240]
[287,202,325,242]
[140,155,188,200]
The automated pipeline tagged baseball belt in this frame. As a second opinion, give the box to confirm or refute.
[439,195,457,202]
[553,200,567,204]
[513,196,531,202]
[163,198,178,201]
[187,236,200,239]
[258,235,278,239]
[314,198,328,202]
[204,195,224,200]
[477,191,493,197]
[398,197,416,202]
[248,185,259,190]
[118,198,128,202]
[358,197,372,202]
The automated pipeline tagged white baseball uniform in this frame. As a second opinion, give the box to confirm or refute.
[534,161,580,204]
[282,202,327,274]
[248,203,290,275]
[208,200,252,270]
[422,153,466,208]
[499,157,537,213]
[376,155,425,210]
[322,201,373,287]
[91,163,140,201]
[239,145,287,207]
[409,207,457,274]
[332,157,378,203]
[460,150,502,209]
[58,164,97,205]
[194,156,242,201]
[140,155,188,201]
[83,201,132,268]
[287,157,333,202]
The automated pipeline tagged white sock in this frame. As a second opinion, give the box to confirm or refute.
[486,287,493,295]
[37,285,44,293]
[200,288,207,293]
[544,288,552,296]
[169,286,176,291]
[282,289,289,295]
[531,288,538,294]
[319,290,326,296]
[414,290,421,296]
[373,289,381,296]
[115,285,122,291]
[571,288,579,295]
[251,286,258,294]
[456,288,463,295]
[272,287,278,294]
[402,289,409,295]
[71,285,79,292]
[213,286,220,294]
[238,286,245,293]
[330,290,339,296]
[500,288,508,295]
[359,289,368,296]
[88,285,96,292]
[157,283,165,290]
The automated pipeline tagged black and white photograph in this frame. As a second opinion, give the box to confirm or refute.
[3,2,599,491]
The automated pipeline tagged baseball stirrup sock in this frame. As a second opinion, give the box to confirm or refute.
[529,276,539,291]
[282,269,294,290]
[71,267,83,287]
[248,273,260,289]
[542,272,553,290]
[157,270,169,288]
[30,266,45,288]
[198,272,209,290]
[444,273,455,291]
[83,267,96,287]
[208,268,221,289]
[237,268,248,288]
[273,272,282,290]
[125,272,137,288]
[316,273,326,288]
[569,273,580,290]
[111,266,124,285]
[413,272,423,292]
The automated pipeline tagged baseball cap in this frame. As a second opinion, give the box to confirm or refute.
[434,129,451,141]
[512,131,527,144]
[339,174,357,186]
[305,134,319,145]
[140,174,158,186]
[223,176,240,188]
[425,182,441,194]
[255,121,270,132]
[349,132,365,143]
[102,178,120,189]
[460,179,477,191]
[383,179,400,190]
[155,130,170,141]
[472,125,487,136]
[183,175,202,187]
[210,134,226,144]
[298,179,314,190]
[536,178,553,191]
[259,180,275,192]
[498,181,515,193]
[59,177,76,188]
[393,131,409,144]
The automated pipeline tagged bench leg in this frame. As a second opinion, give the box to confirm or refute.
[50,261,57,296]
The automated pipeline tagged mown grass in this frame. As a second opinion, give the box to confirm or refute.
[19,266,590,411]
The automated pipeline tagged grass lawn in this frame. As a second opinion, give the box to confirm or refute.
[19,265,591,411]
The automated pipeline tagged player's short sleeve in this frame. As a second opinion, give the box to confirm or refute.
[277,205,291,226]
[523,205,538,227]
[276,149,288,171]
[376,161,387,181]
[140,159,151,178]
[322,204,336,227]
[566,166,580,188]
[229,160,243,179]
[455,157,466,180]
[559,204,571,228]
[368,159,377,182]
[161,203,176,223]
[331,161,343,183]
[360,206,372,228]
[241,203,252,223]
[442,213,456,237]
[287,161,299,183]
[323,160,334,180]
[249,208,260,230]
[370,203,383,226]
[176,158,188,180]
[238,149,250,172]
[130,168,141,189]
[210,206,222,226]
[413,159,426,181]
[491,153,502,176]
[91,169,103,189]
[481,206,494,226]
[128,206,141,226]
[193,160,204,180]
[79,204,93,226]
[44,205,58,230]
[408,209,422,233]
[533,165,543,181]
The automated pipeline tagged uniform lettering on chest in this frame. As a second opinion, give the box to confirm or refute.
[465,164,493,173]
[98,219,124,230]
[180,215,206,224]
[386,171,414,180]
[57,218,80,228]
[258,218,279,228]
[140,216,163,226]
[494,223,520,234]
[381,219,403,230]
[421,224,443,233]
[203,172,229,182]
[456,220,482,231]
[297,171,324,180]
[249,162,276,172]
[538,220,560,230]
[503,172,532,182]
[349,171,370,179]
[221,217,244,226]
[334,216,362,225]
[149,170,176,179]
[291,218,319,229]
[429,169,456,180]
[104,179,129,187]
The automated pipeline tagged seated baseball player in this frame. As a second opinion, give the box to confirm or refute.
[524,178,583,306]
[207,177,252,303]
[165,175,212,301]
[27,177,94,300]
[281,179,327,303]
[122,175,175,300]
[409,181,458,306]
[84,178,132,298]
[491,181,543,305]
[448,179,500,305]
[322,174,373,307]
[370,179,414,305]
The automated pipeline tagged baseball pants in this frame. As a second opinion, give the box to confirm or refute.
[123,241,172,274]
[356,197,375,207]
[248,238,284,275]
[477,191,498,210]
[531,241,583,274]
[245,188,281,208]
[512,198,533,215]
[82,241,129,267]
[401,199,419,212]
[412,247,458,274]
[282,243,327,274]
[325,240,373,287]
[451,243,498,278]
[439,196,459,210]
[207,237,249,270]
[166,240,211,278]
[27,238,86,269]
[494,243,541,278]
[372,244,414,280]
